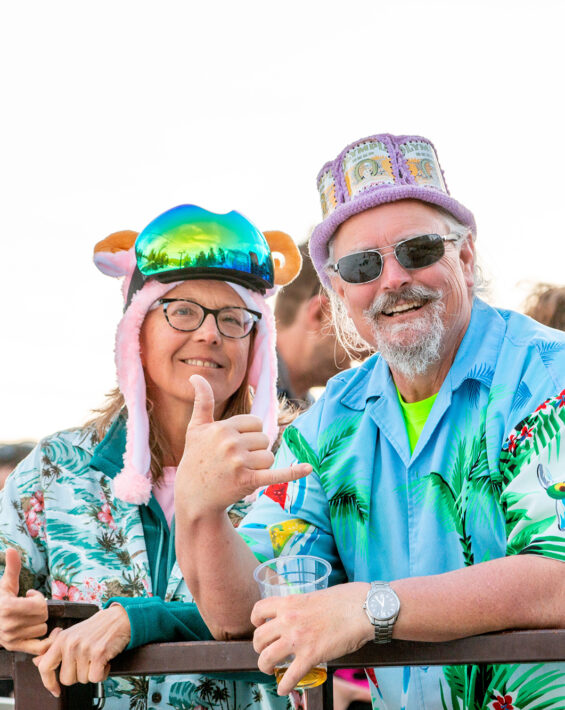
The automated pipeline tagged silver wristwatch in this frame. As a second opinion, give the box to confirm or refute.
[363,581,400,644]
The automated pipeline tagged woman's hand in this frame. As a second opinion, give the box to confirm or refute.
[175,375,311,517]
[33,604,131,697]
[0,547,49,654]
[251,583,373,696]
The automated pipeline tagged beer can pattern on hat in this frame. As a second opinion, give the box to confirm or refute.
[399,140,446,192]
[318,168,338,218]
[343,140,395,198]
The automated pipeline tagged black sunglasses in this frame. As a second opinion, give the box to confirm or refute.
[332,233,461,284]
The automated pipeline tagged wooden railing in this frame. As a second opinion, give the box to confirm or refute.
[1,602,565,709]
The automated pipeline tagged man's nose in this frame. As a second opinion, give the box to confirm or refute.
[379,251,411,291]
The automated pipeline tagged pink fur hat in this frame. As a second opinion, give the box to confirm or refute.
[93,210,301,505]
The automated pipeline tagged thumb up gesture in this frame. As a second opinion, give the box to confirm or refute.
[0,548,49,654]
[175,375,311,515]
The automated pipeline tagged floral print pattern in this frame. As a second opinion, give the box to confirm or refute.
[0,426,288,710]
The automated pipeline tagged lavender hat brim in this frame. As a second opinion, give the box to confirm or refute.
[311,185,476,287]
[309,133,476,288]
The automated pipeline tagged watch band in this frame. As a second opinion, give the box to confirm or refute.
[364,581,400,644]
[373,615,396,644]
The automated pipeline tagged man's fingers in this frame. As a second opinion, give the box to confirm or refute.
[188,375,216,426]
[0,548,21,596]
[252,618,282,653]
[250,597,277,628]
[276,656,314,696]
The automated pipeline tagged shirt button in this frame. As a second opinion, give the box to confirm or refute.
[151,692,162,703]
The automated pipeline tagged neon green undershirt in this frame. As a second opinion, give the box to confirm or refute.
[396,386,438,454]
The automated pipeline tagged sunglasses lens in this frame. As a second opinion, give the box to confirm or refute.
[338,251,383,283]
[396,234,445,270]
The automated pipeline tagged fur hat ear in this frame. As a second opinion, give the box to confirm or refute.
[263,231,302,286]
[94,230,138,277]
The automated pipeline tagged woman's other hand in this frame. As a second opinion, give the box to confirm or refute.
[33,604,131,697]
[0,547,49,654]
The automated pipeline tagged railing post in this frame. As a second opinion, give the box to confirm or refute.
[13,652,63,710]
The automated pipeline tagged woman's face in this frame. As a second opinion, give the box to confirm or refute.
[140,280,252,418]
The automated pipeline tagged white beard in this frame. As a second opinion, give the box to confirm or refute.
[364,286,445,378]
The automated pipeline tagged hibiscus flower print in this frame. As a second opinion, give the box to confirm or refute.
[82,578,106,605]
[25,509,41,538]
[518,425,533,442]
[489,690,517,710]
[29,491,44,512]
[23,490,46,538]
[97,503,117,530]
[52,579,83,601]
[503,433,517,453]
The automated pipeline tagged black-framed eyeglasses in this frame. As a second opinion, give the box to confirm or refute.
[331,233,462,285]
[158,298,262,338]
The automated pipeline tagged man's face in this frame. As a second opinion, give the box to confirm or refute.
[329,200,475,377]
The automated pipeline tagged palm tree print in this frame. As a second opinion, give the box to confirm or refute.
[123,675,149,710]
[441,662,565,709]
[212,682,230,710]
[283,416,371,554]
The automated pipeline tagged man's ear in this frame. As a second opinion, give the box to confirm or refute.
[302,293,326,331]
[459,234,476,289]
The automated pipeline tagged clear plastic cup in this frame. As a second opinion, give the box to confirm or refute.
[253,555,332,690]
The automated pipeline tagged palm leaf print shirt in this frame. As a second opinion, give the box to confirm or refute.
[238,299,565,710]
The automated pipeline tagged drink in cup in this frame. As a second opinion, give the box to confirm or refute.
[253,555,332,690]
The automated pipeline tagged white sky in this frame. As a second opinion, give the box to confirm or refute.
[1,0,564,441]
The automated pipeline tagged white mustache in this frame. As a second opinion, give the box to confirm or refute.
[364,286,443,319]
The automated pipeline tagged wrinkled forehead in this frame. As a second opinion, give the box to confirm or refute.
[331,200,452,259]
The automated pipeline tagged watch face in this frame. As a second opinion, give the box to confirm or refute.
[367,589,400,621]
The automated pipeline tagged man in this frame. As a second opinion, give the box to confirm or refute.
[275,242,358,407]
[175,133,565,709]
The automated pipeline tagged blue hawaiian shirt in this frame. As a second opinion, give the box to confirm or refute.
[238,298,565,710]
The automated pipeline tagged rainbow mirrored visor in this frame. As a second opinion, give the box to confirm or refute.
[127,205,275,306]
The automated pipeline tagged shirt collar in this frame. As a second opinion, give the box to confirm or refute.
[90,413,127,479]
[340,298,505,410]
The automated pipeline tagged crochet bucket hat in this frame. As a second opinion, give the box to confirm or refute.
[93,204,301,505]
[309,133,476,286]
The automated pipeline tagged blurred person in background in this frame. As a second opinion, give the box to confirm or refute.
[275,241,365,409]
[0,442,34,490]
[524,282,565,331]
[0,205,306,709]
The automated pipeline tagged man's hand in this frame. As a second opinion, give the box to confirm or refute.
[0,547,49,654]
[33,604,132,697]
[251,582,373,696]
[175,375,312,516]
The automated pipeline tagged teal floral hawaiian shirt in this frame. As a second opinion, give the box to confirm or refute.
[0,423,289,710]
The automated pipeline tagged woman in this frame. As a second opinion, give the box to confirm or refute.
[0,204,305,708]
